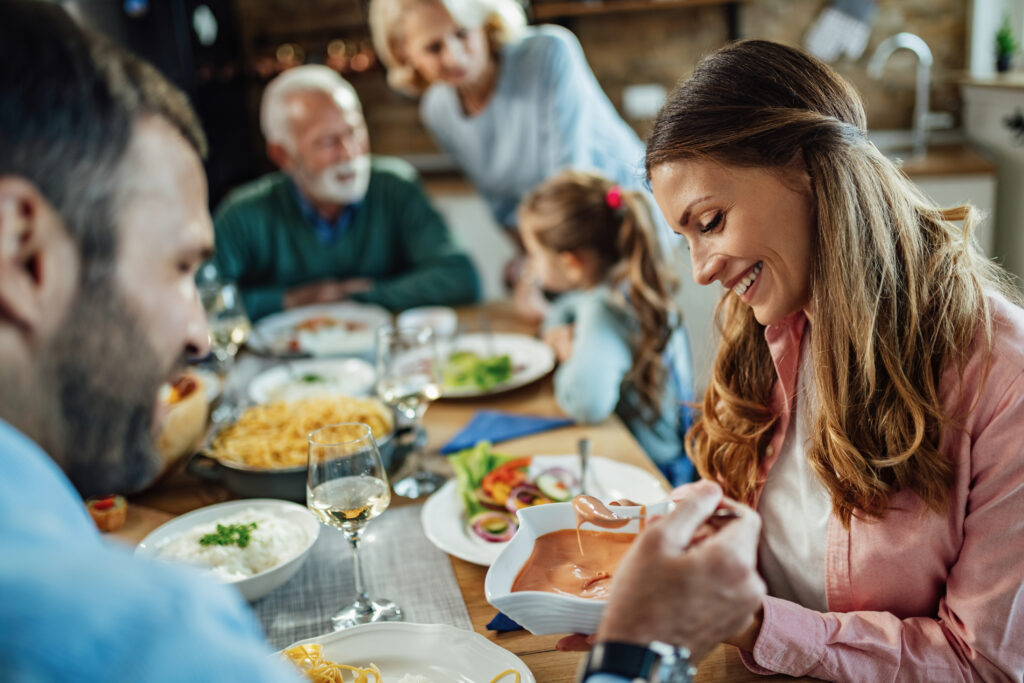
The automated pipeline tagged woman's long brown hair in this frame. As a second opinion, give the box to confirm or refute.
[519,169,678,419]
[646,40,1017,525]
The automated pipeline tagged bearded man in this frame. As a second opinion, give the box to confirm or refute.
[212,65,479,320]
[0,3,304,679]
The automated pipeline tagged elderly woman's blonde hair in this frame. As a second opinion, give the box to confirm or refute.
[369,0,526,96]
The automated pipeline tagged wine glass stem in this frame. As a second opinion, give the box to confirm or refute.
[346,531,372,611]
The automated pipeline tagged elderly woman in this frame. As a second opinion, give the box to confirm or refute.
[645,40,1024,680]
[368,0,657,237]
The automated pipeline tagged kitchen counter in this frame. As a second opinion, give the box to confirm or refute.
[894,142,997,177]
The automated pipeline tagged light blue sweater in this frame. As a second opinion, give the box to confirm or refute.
[420,25,661,234]
[543,286,695,483]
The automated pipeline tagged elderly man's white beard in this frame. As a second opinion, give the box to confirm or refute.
[304,155,371,205]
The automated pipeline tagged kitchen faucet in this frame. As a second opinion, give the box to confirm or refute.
[868,32,952,157]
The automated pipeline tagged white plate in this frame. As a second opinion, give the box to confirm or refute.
[135,499,319,602]
[279,622,534,683]
[247,358,376,404]
[421,455,667,566]
[249,302,392,357]
[441,333,555,398]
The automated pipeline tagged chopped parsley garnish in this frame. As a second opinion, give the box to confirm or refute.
[300,373,324,383]
[199,522,258,548]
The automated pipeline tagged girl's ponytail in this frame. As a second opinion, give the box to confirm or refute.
[611,189,677,419]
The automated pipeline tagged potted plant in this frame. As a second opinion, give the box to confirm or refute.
[996,14,1019,73]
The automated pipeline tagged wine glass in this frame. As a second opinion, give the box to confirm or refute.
[375,324,446,498]
[204,281,251,367]
[307,422,402,630]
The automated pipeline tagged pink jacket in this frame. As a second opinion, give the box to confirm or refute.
[740,294,1024,681]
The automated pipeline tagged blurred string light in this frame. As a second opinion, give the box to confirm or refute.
[253,40,375,79]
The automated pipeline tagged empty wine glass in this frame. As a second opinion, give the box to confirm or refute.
[375,324,446,498]
[307,422,402,630]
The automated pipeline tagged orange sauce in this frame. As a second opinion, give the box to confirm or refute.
[511,529,635,599]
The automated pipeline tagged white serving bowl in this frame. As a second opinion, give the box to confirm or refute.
[484,499,668,635]
[396,306,458,338]
[136,498,320,602]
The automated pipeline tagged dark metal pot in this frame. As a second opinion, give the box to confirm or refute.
[187,423,416,503]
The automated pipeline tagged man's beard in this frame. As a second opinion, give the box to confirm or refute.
[301,155,371,205]
[42,275,180,497]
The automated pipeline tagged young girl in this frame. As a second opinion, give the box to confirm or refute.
[518,170,695,484]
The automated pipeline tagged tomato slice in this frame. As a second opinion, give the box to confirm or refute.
[481,457,531,505]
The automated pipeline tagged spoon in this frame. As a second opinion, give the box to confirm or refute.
[573,495,631,529]
[577,437,590,496]
[572,495,741,530]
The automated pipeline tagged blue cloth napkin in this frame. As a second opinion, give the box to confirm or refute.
[486,612,523,632]
[440,410,573,454]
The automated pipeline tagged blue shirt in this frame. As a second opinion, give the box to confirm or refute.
[0,419,303,683]
[288,179,362,244]
[542,286,696,484]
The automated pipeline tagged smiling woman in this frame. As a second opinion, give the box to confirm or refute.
[644,39,1024,681]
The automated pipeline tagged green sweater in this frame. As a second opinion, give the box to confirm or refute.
[212,157,480,320]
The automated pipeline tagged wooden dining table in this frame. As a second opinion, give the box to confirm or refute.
[116,301,811,683]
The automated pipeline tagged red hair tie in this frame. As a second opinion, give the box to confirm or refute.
[605,185,623,209]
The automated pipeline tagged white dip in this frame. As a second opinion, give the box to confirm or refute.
[156,508,308,581]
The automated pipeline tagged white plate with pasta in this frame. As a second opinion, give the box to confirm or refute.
[280,622,534,683]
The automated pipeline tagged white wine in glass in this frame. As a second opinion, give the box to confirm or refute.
[206,282,251,364]
[375,325,446,498]
[307,422,402,630]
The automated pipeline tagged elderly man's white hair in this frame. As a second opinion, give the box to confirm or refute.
[260,65,362,148]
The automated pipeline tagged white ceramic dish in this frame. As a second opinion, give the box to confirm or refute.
[249,302,392,357]
[136,498,319,602]
[421,455,666,566]
[396,306,459,338]
[279,622,535,682]
[247,358,376,404]
[440,333,555,398]
[485,500,669,636]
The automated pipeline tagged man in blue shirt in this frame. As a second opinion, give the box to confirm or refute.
[0,3,302,680]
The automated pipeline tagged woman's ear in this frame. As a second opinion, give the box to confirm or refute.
[785,149,813,196]
[0,177,77,335]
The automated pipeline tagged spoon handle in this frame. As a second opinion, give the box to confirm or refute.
[577,437,590,496]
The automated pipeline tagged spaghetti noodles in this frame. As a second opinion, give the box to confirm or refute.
[209,396,392,469]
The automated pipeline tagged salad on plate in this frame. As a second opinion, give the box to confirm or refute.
[450,442,578,543]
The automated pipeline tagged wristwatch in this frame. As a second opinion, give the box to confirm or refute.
[582,640,697,683]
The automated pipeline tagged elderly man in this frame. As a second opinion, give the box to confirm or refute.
[213,65,479,320]
[0,5,761,681]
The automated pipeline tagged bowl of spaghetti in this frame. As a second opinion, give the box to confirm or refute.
[187,395,410,501]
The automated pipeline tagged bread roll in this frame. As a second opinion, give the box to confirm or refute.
[156,372,209,472]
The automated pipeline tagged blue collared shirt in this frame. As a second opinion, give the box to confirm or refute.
[289,179,362,244]
[0,419,303,682]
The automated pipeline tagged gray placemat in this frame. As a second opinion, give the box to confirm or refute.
[254,504,472,649]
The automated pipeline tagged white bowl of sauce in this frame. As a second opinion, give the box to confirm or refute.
[484,497,669,635]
